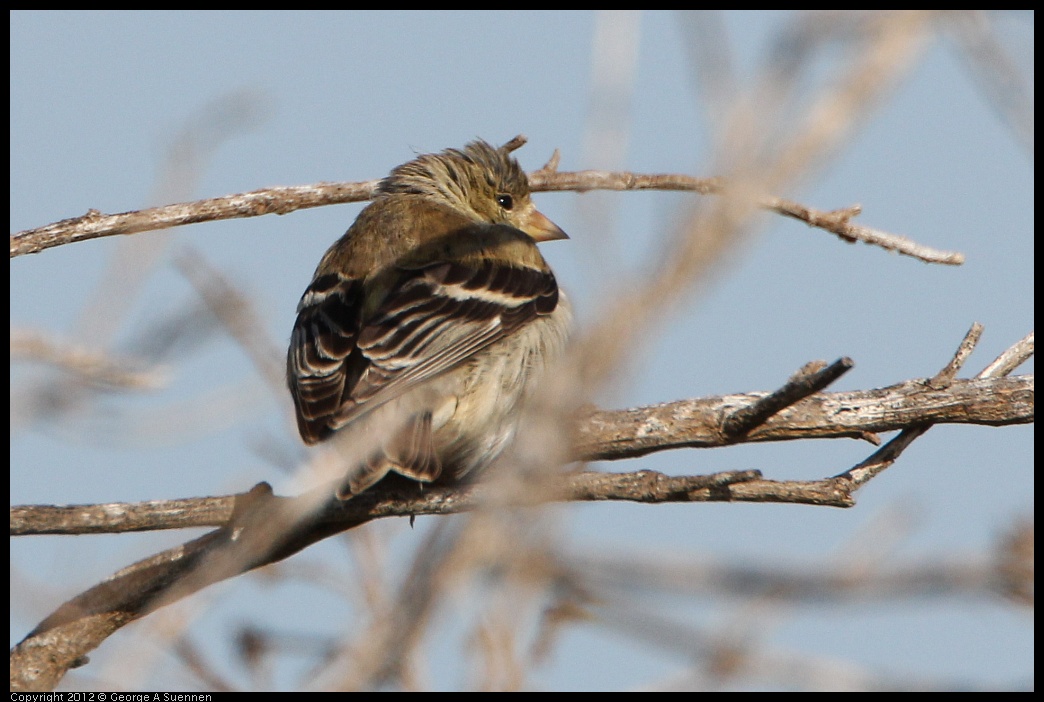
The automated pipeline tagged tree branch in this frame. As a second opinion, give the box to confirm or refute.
[11,372,1031,537]
[10,171,963,265]
[839,326,1032,487]
[721,357,855,437]
[575,374,1031,462]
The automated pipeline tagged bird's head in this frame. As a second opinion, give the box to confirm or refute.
[379,137,567,243]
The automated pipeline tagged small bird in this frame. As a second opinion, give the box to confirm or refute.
[287,138,571,498]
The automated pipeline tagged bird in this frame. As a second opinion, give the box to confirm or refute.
[287,138,571,499]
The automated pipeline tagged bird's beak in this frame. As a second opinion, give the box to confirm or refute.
[520,205,569,242]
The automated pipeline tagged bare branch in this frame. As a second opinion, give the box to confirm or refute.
[9,181,380,258]
[10,171,963,265]
[840,327,1032,487]
[11,371,1031,537]
[11,496,236,536]
[927,321,984,388]
[576,374,1031,462]
[764,196,965,264]
[979,330,1034,379]
[722,357,854,437]
[8,467,839,679]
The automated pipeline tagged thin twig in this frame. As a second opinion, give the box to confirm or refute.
[840,326,1032,487]
[722,357,854,437]
[978,331,1034,379]
[928,322,984,388]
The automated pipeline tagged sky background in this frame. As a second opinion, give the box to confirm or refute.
[10,11,1033,691]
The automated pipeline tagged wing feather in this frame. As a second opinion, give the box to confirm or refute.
[287,249,559,445]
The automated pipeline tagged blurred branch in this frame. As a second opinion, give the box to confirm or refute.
[948,11,1034,153]
[10,92,271,442]
[173,249,287,395]
[557,514,1032,691]
[9,329,167,391]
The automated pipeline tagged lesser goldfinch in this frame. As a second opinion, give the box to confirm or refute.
[287,139,570,498]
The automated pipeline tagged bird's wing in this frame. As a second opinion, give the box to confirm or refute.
[287,271,367,444]
[288,253,559,445]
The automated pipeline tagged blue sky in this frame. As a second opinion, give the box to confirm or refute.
[11,11,1033,691]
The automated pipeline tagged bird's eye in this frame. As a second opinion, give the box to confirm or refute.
[496,193,514,210]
